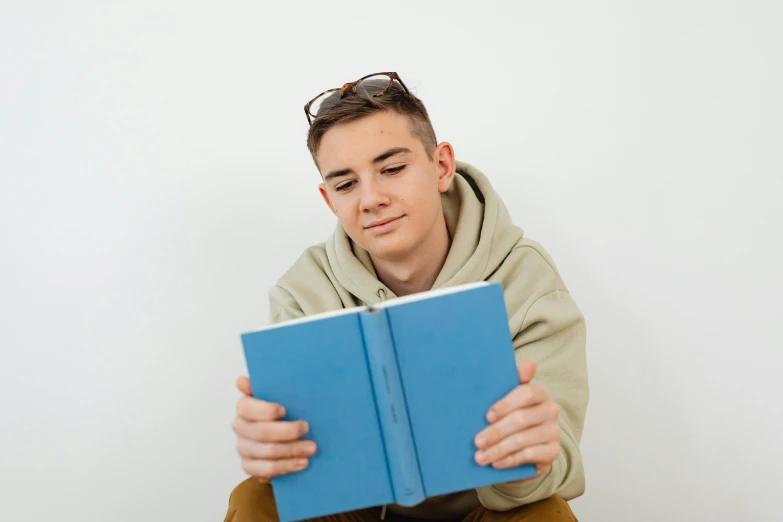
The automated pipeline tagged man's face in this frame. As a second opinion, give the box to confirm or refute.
[316,111,453,262]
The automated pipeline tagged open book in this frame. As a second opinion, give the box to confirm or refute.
[240,282,536,522]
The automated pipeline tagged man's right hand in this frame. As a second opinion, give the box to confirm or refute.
[232,376,317,483]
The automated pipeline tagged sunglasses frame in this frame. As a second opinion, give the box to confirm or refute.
[304,72,412,124]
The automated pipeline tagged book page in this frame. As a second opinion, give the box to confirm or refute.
[250,305,364,332]
[247,282,491,332]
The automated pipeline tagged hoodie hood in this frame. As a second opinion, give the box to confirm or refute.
[324,161,525,305]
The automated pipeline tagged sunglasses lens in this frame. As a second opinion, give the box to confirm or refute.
[307,74,397,121]
[355,75,393,97]
[309,90,341,118]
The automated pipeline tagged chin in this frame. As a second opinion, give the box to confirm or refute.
[363,235,416,261]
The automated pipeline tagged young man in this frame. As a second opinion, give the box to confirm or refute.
[225,72,589,522]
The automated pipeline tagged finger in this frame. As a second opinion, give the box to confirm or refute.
[237,376,252,396]
[517,360,537,385]
[474,421,560,466]
[232,417,309,443]
[236,395,286,422]
[241,456,309,480]
[485,384,551,424]
[236,438,317,460]
[491,441,560,470]
[477,401,558,449]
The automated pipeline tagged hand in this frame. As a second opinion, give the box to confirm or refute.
[232,376,317,483]
[473,361,561,479]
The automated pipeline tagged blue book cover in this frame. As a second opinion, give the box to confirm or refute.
[240,282,536,522]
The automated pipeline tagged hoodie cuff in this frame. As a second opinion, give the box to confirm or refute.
[475,451,565,511]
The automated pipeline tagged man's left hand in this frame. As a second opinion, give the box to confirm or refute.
[474,360,561,478]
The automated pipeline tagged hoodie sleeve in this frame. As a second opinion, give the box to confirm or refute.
[475,253,589,510]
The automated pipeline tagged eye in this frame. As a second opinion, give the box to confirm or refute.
[383,165,406,175]
[335,180,355,192]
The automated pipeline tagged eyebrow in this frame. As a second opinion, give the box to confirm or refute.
[323,147,413,182]
[372,147,412,164]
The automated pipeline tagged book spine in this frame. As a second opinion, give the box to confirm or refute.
[359,308,424,507]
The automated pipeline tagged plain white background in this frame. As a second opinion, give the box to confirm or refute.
[1,1,781,520]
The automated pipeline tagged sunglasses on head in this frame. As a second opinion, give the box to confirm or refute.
[304,72,412,125]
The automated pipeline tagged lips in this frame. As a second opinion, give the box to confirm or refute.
[364,216,403,229]
[363,215,405,236]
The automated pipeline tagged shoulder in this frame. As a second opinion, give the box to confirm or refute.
[278,243,332,283]
[500,236,568,292]
[492,236,580,331]
[267,242,347,321]
[269,243,329,299]
[507,237,567,288]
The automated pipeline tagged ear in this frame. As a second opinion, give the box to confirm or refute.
[432,141,456,193]
[319,183,337,215]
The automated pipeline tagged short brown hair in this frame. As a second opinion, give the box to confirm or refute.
[306,80,438,161]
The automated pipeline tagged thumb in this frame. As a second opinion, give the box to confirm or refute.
[517,360,537,384]
[236,376,252,396]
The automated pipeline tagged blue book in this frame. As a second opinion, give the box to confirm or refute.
[240,282,536,522]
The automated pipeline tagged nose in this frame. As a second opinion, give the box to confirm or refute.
[358,176,390,213]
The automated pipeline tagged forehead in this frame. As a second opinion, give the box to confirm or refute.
[316,111,420,170]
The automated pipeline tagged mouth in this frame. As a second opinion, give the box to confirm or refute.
[364,215,404,233]
[364,216,403,229]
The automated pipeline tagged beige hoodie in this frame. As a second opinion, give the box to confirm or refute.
[267,161,589,518]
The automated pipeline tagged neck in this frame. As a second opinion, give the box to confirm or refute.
[370,215,451,298]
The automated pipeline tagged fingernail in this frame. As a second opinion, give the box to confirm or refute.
[476,435,487,449]
[487,410,498,423]
[303,442,316,455]
[277,406,286,417]
[475,451,487,465]
[301,421,309,434]
[295,459,308,470]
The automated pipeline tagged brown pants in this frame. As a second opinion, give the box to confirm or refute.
[224,478,578,522]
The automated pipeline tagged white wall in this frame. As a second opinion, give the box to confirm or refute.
[1,1,781,521]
